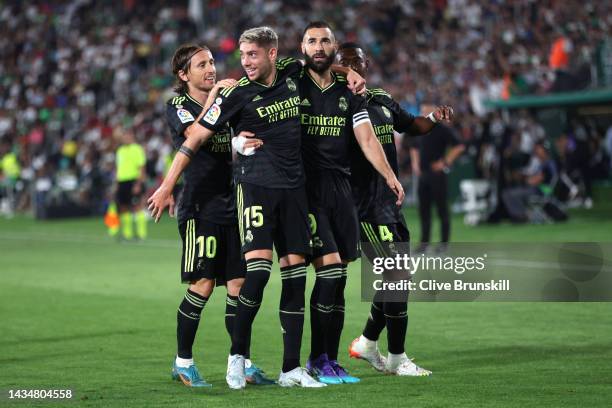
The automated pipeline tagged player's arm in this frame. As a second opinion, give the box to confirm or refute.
[354,121,405,205]
[147,136,206,222]
[410,147,421,177]
[202,79,238,112]
[331,64,366,95]
[409,105,454,135]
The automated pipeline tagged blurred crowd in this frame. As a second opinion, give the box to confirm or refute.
[0,0,610,219]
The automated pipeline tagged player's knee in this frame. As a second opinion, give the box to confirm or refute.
[189,279,215,297]
[226,278,244,297]
[239,269,270,307]
[279,253,306,268]
[280,275,306,311]
[312,253,342,269]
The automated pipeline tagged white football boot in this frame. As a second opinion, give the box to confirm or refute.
[278,367,327,388]
[348,335,387,372]
[385,353,432,376]
[226,354,246,389]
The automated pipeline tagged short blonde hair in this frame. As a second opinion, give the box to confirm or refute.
[239,26,278,49]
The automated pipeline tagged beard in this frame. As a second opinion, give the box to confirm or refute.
[304,49,336,73]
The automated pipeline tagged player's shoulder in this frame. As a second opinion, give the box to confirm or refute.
[367,87,393,100]
[218,76,252,98]
[276,56,299,70]
[167,94,188,107]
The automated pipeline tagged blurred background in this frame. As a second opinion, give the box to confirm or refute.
[0,0,610,225]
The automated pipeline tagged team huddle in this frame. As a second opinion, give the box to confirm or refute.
[148,22,453,389]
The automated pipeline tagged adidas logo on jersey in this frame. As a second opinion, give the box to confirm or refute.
[300,98,311,106]
[252,95,263,102]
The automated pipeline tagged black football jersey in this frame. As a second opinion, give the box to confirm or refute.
[350,88,415,224]
[199,57,304,189]
[299,71,369,179]
[166,93,235,224]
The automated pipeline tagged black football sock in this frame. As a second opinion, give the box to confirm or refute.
[384,300,408,354]
[279,263,307,372]
[362,299,386,341]
[177,289,208,359]
[224,294,237,339]
[230,259,271,356]
[326,264,347,361]
[309,263,343,360]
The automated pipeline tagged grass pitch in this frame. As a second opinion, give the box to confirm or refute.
[1,194,611,407]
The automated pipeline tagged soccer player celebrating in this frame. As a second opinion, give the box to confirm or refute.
[336,42,453,376]
[163,43,272,388]
[149,27,365,389]
[299,22,404,384]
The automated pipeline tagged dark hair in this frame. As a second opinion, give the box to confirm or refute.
[171,44,210,94]
[302,21,333,38]
[338,42,364,52]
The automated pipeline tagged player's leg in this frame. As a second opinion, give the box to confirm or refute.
[117,181,134,240]
[172,218,216,387]
[323,192,360,383]
[227,183,275,389]
[433,172,450,245]
[134,191,148,240]
[417,174,432,249]
[223,225,275,385]
[349,221,387,372]
[276,187,325,388]
[380,221,431,377]
[301,206,343,384]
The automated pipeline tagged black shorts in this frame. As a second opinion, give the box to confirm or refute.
[116,180,141,207]
[359,218,411,261]
[236,183,312,258]
[179,218,245,285]
[308,176,359,262]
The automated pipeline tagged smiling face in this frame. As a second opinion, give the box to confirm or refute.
[301,27,337,74]
[336,46,369,78]
[239,41,276,84]
[179,49,216,93]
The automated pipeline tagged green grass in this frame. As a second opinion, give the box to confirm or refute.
[1,191,611,407]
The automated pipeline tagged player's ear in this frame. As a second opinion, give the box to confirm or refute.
[268,47,277,61]
[365,59,370,71]
[178,69,189,82]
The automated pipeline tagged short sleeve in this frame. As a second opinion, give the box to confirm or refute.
[199,85,248,132]
[349,93,370,128]
[388,98,415,133]
[165,102,196,139]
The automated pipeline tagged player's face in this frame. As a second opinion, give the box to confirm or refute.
[302,27,337,73]
[240,42,276,83]
[336,47,368,78]
[183,49,216,92]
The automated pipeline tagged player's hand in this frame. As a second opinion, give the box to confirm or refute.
[233,131,263,155]
[147,185,175,223]
[238,131,263,151]
[386,175,405,206]
[433,105,454,123]
[214,78,238,92]
[346,69,366,95]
